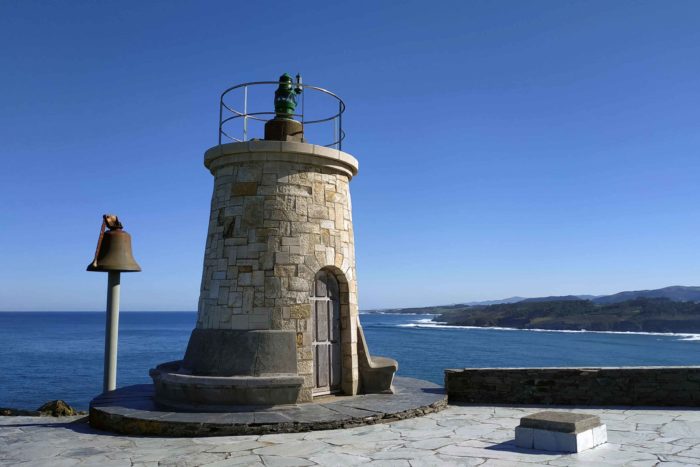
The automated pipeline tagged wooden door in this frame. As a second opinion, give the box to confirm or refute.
[311,270,341,395]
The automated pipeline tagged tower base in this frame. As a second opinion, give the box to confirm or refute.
[90,377,446,436]
[149,329,304,407]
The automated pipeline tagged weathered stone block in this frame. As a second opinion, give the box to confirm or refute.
[274,264,296,277]
[278,184,312,196]
[241,198,264,227]
[237,273,252,286]
[298,359,313,375]
[235,165,262,182]
[231,182,258,196]
[227,291,243,307]
[281,236,300,246]
[290,304,311,319]
[288,277,309,292]
[242,289,254,313]
[307,204,328,219]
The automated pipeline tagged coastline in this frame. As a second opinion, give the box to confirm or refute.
[391,314,700,340]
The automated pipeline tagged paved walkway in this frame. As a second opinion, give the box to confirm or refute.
[2,405,700,466]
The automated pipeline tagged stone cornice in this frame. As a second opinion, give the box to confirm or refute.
[204,141,359,179]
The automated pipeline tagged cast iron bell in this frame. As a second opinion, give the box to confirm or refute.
[87,215,141,272]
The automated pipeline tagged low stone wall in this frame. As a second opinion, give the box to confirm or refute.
[445,367,700,406]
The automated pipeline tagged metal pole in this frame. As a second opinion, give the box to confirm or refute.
[243,85,248,141]
[103,271,121,392]
[338,101,343,150]
[218,96,223,145]
[334,116,338,149]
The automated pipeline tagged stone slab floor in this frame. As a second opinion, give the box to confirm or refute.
[2,405,700,466]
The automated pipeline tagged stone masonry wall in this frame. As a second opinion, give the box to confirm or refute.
[196,142,360,401]
[445,367,700,406]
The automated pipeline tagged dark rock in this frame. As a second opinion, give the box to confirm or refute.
[1,407,40,416]
[37,400,78,417]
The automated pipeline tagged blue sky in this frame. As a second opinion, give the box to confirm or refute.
[1,1,699,311]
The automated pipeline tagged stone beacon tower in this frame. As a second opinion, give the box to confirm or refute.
[150,75,397,408]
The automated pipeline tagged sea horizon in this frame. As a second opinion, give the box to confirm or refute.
[4,309,700,339]
[2,312,700,411]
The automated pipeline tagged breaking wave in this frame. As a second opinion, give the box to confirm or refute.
[396,315,700,341]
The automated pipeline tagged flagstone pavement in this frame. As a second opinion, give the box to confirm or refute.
[2,404,700,466]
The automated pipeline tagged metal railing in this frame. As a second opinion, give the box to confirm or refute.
[218,81,346,150]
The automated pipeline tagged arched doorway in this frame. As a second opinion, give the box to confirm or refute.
[311,270,342,395]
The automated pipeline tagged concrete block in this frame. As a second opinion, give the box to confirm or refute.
[528,427,599,452]
[514,426,534,449]
[515,412,607,453]
[521,411,601,433]
[592,424,608,445]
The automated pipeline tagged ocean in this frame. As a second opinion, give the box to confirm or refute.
[1,312,699,410]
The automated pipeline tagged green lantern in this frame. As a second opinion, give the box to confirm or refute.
[274,73,302,118]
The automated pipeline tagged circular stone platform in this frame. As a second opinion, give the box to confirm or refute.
[89,377,446,437]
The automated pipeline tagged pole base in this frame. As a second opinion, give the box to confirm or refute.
[264,118,304,142]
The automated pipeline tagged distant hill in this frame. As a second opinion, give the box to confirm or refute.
[464,297,526,306]
[362,298,525,314]
[592,286,700,305]
[362,286,700,315]
[521,295,586,303]
[435,298,700,333]
[494,286,700,305]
